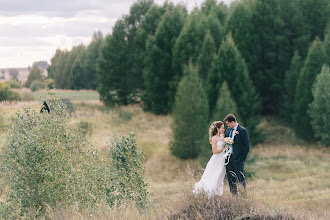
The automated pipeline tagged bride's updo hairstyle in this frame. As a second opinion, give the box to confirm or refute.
[209,121,224,144]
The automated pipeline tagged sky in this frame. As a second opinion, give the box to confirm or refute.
[0,0,233,68]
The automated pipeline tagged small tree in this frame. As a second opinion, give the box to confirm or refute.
[294,38,327,140]
[0,82,21,101]
[170,62,209,159]
[308,65,330,146]
[26,63,43,88]
[283,51,303,123]
[107,132,148,208]
[200,81,239,165]
[210,81,239,124]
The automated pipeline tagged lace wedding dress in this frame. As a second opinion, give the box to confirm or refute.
[192,138,227,197]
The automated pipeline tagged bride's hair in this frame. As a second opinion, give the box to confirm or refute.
[209,121,224,144]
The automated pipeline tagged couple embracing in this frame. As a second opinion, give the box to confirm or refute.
[192,114,250,197]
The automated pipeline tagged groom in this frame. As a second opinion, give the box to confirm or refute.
[224,114,250,195]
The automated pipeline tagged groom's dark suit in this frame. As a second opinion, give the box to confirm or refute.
[225,124,250,194]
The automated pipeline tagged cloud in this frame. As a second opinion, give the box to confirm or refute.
[0,0,233,68]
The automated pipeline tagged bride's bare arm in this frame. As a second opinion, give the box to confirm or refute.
[212,136,227,154]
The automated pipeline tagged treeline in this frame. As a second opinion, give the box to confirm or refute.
[47,32,104,90]
[45,0,330,147]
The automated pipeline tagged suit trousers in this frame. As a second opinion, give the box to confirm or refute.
[226,160,246,194]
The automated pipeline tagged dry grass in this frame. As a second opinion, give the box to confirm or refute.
[0,91,329,219]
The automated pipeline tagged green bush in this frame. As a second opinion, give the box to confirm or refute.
[43,78,55,89]
[0,81,21,101]
[308,65,330,146]
[30,80,40,92]
[0,94,110,218]
[5,80,22,88]
[106,132,149,208]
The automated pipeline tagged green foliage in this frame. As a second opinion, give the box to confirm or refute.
[170,62,209,159]
[207,35,261,144]
[294,38,327,140]
[48,45,85,89]
[26,63,43,88]
[0,94,110,218]
[43,78,55,89]
[172,12,208,82]
[210,81,239,123]
[69,32,103,90]
[106,132,149,208]
[97,20,131,105]
[283,51,303,122]
[200,81,239,165]
[308,65,330,146]
[0,81,21,101]
[5,79,22,89]
[143,4,187,114]
[197,31,216,81]
[134,4,167,88]
[30,80,40,92]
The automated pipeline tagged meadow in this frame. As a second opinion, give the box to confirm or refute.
[0,89,329,219]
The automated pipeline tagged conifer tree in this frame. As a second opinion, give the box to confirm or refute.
[200,81,239,165]
[170,62,209,159]
[283,51,303,122]
[308,65,330,146]
[207,35,260,143]
[197,31,216,81]
[143,4,186,114]
[97,20,130,105]
[134,4,166,87]
[206,10,223,50]
[172,12,208,86]
[294,38,327,139]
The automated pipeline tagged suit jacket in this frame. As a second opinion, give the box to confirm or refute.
[225,124,250,164]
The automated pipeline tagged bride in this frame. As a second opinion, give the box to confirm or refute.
[192,121,228,197]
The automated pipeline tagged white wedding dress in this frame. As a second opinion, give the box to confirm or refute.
[192,138,227,197]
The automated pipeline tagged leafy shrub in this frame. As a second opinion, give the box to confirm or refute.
[43,78,55,89]
[30,80,40,92]
[5,80,22,88]
[106,132,149,208]
[0,81,21,101]
[0,94,110,218]
[308,65,330,146]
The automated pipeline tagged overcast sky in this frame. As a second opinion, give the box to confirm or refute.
[0,0,233,68]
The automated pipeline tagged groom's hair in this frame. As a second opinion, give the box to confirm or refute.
[224,114,236,122]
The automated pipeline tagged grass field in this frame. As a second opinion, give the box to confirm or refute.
[0,89,329,219]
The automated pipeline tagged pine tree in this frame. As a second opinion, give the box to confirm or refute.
[308,65,330,146]
[26,63,43,88]
[143,4,187,114]
[283,51,303,123]
[200,81,239,165]
[97,19,130,105]
[170,62,209,159]
[207,35,260,143]
[206,10,223,50]
[134,4,167,88]
[294,38,327,140]
[172,12,208,86]
[197,31,216,81]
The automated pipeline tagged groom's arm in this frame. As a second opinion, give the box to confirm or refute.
[241,129,250,161]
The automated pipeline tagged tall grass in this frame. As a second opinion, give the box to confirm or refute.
[0,90,329,219]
